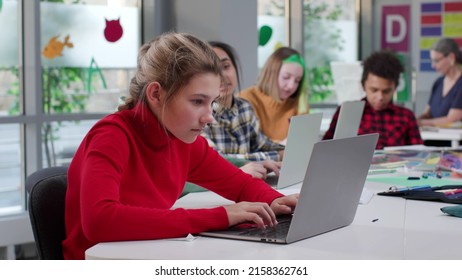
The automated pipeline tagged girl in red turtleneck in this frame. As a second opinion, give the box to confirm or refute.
[63,32,299,260]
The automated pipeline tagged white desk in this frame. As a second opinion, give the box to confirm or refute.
[420,128,462,148]
[85,181,462,260]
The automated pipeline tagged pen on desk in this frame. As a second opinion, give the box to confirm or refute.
[368,169,397,175]
[407,185,432,191]
[393,185,432,192]
[387,185,431,192]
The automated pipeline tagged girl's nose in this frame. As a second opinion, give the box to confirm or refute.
[200,107,215,124]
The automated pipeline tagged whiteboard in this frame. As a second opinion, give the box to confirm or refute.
[330,61,365,105]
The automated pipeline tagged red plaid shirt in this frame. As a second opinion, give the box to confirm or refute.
[323,98,423,149]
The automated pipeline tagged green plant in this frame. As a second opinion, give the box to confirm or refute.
[43,67,89,114]
[307,65,334,103]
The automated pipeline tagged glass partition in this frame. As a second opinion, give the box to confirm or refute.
[37,1,140,171]
[0,1,22,216]
[0,0,20,116]
[0,124,22,216]
[257,0,286,69]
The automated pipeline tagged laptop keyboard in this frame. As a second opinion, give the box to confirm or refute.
[238,215,292,239]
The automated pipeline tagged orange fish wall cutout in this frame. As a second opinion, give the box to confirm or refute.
[42,35,74,59]
[104,18,123,43]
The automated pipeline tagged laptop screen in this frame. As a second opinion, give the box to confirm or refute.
[333,100,365,139]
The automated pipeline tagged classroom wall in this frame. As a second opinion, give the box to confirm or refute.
[172,0,259,90]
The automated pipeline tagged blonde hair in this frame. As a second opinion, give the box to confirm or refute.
[256,47,304,102]
[118,32,223,111]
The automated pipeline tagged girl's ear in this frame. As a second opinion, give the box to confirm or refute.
[448,53,456,66]
[146,82,162,107]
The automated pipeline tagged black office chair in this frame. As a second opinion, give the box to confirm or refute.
[26,166,68,260]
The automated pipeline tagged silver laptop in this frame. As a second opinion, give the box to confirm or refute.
[199,133,379,244]
[266,113,323,189]
[333,100,365,139]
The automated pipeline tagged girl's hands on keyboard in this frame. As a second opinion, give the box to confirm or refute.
[270,193,299,215]
[223,202,277,229]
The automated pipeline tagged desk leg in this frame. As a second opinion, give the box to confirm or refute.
[452,140,459,148]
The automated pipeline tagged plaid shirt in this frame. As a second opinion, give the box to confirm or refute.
[323,98,423,149]
[202,97,284,161]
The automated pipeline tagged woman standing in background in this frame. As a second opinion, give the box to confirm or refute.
[418,38,462,126]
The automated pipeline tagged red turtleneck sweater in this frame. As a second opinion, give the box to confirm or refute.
[63,103,283,259]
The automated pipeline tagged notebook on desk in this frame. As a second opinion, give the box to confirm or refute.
[333,100,365,139]
[266,113,322,189]
[199,133,379,244]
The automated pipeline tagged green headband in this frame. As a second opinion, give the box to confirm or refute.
[283,54,306,70]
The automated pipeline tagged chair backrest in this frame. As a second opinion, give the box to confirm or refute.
[26,166,68,260]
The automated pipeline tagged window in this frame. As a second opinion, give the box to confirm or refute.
[39,0,139,168]
[303,0,359,106]
[0,0,141,217]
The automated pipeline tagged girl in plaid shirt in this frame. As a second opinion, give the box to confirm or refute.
[202,42,284,179]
